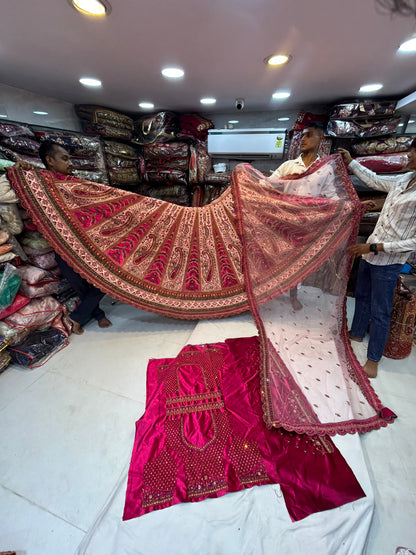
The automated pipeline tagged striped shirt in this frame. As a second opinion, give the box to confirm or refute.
[349,159,416,266]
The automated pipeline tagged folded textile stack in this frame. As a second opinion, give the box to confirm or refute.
[352,135,416,156]
[75,105,134,140]
[0,225,73,368]
[0,122,43,167]
[34,130,108,184]
[326,100,401,138]
[103,140,143,189]
[286,111,331,160]
[142,141,190,187]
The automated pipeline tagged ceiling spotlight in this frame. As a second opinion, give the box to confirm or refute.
[278,117,290,121]
[200,98,216,105]
[33,111,48,115]
[264,54,291,66]
[79,77,102,87]
[409,120,415,124]
[161,67,184,78]
[399,37,416,52]
[69,0,111,16]
[228,120,239,124]
[359,83,383,92]
[0,114,8,118]
[272,91,291,99]
[139,102,154,109]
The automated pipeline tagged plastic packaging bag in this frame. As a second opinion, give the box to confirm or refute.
[8,328,68,368]
[0,263,22,312]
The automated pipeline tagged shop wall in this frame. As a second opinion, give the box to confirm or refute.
[0,83,81,131]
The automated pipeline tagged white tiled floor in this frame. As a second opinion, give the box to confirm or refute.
[0,296,415,555]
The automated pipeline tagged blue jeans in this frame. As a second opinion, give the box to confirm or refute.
[350,259,402,362]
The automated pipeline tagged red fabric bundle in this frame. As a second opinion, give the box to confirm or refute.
[354,153,408,173]
[178,114,214,141]
[0,293,31,319]
[0,136,40,156]
[327,118,401,138]
[329,100,397,120]
[352,135,416,156]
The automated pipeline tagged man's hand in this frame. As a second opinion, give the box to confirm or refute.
[348,243,371,257]
[361,199,377,212]
[338,148,353,166]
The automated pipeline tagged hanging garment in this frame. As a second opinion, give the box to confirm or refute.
[123,336,365,522]
[6,156,396,434]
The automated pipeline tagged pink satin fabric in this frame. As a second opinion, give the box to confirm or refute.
[123,336,365,522]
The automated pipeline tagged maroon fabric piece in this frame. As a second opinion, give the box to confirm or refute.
[123,336,365,521]
[354,153,408,173]
[1,136,40,156]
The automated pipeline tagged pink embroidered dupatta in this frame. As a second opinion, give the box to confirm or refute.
[7,155,395,434]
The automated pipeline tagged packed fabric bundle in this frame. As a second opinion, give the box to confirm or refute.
[103,140,141,188]
[8,328,68,368]
[75,105,133,140]
[329,100,397,120]
[204,171,231,185]
[326,117,401,137]
[17,264,60,298]
[0,145,19,162]
[178,113,214,141]
[1,295,66,334]
[354,153,409,173]
[35,129,108,184]
[0,293,31,320]
[0,263,21,313]
[0,347,11,374]
[142,141,189,169]
[0,122,35,139]
[133,111,178,145]
[352,135,416,156]
[145,168,188,186]
[189,142,212,183]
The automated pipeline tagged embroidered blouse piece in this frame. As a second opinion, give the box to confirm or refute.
[123,337,365,521]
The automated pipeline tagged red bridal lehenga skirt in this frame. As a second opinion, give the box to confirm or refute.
[7,155,395,519]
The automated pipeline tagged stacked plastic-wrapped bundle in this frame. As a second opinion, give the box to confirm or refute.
[75,105,134,140]
[0,122,43,167]
[286,111,331,160]
[34,130,108,184]
[103,140,143,189]
[326,100,401,138]
[350,134,416,173]
[0,174,72,369]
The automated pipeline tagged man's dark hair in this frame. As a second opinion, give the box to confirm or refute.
[411,138,416,150]
[38,140,62,167]
[304,121,324,133]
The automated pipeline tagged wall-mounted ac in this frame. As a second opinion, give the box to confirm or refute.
[207,128,286,159]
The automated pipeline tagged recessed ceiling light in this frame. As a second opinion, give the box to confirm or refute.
[228,120,239,124]
[398,37,416,52]
[33,111,48,115]
[272,91,291,99]
[69,0,111,16]
[398,123,404,126]
[161,67,184,78]
[264,54,291,66]
[79,77,102,87]
[409,120,415,124]
[200,97,216,105]
[359,83,383,92]
[139,102,154,109]
[0,114,8,118]
[278,117,290,121]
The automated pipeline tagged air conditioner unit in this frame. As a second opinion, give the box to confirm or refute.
[207,128,286,159]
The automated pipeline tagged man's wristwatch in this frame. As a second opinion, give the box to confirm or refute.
[369,243,378,255]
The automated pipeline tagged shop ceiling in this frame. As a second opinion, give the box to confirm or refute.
[2,0,416,115]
